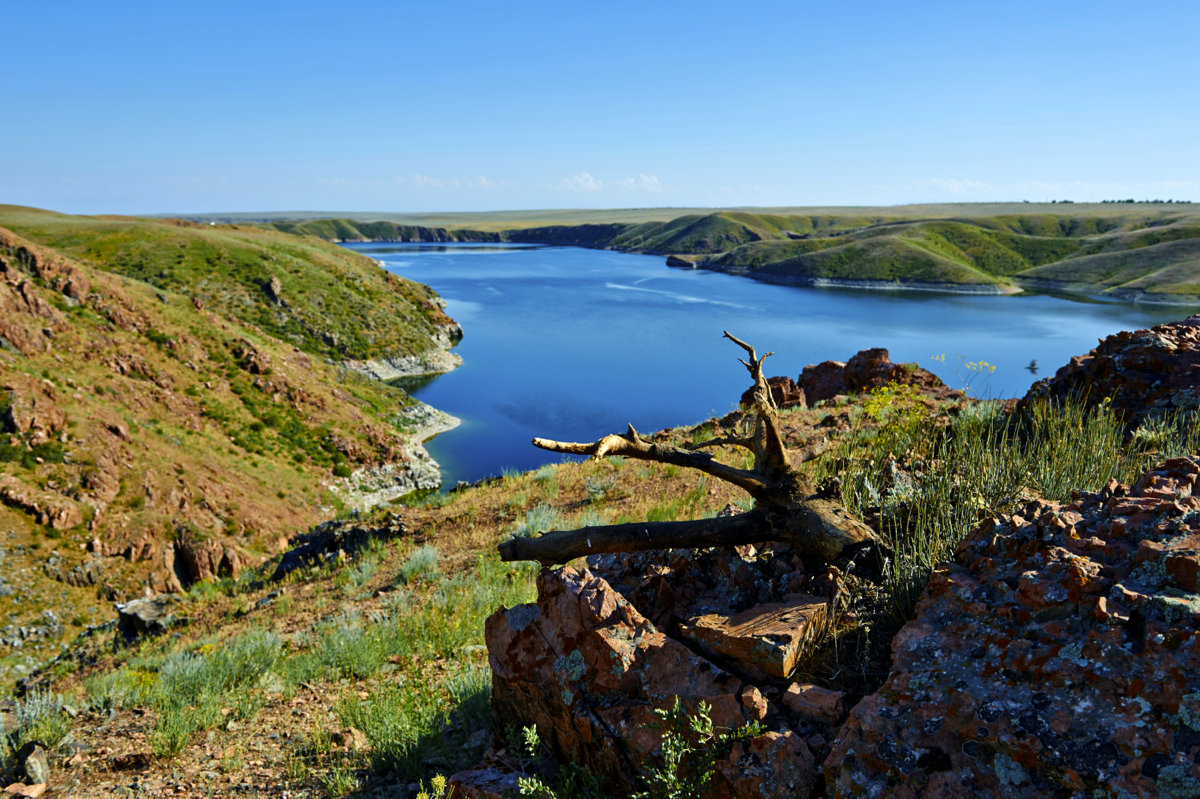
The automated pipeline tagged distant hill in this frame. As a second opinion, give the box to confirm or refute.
[0,206,459,673]
[226,203,1200,302]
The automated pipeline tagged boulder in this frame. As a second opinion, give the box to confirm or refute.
[825,455,1200,797]
[271,514,408,581]
[843,348,946,394]
[799,360,847,404]
[15,742,49,786]
[115,594,181,640]
[678,595,829,681]
[447,768,521,798]
[485,566,817,796]
[740,376,806,410]
[1024,313,1200,428]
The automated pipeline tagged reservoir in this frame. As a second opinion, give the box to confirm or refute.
[345,242,1194,487]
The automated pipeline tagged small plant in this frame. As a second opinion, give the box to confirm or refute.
[398,544,441,584]
[511,504,561,539]
[416,775,450,799]
[9,688,72,752]
[931,353,997,398]
[634,698,764,799]
[584,474,617,504]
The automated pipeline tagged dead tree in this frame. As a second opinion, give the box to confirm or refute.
[498,332,887,571]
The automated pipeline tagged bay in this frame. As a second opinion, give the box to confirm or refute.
[344,242,1194,487]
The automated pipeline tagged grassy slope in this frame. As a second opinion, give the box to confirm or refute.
[237,204,1200,297]
[0,206,456,362]
[0,207,457,677]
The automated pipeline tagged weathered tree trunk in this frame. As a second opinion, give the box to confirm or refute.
[498,332,887,571]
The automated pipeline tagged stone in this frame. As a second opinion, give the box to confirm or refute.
[2,783,45,798]
[782,683,845,726]
[678,595,829,681]
[739,376,806,410]
[486,566,817,796]
[15,742,49,786]
[825,454,1200,797]
[843,348,947,395]
[0,476,83,530]
[1024,313,1200,428]
[447,767,521,798]
[799,360,847,404]
[115,594,181,640]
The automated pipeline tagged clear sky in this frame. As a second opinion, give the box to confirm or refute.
[4,0,1198,214]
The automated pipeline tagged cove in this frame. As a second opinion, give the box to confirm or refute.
[344,243,1194,487]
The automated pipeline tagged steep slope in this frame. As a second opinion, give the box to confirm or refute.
[0,208,459,680]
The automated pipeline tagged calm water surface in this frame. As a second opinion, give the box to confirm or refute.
[345,243,1195,486]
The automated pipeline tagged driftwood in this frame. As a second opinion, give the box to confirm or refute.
[498,332,887,570]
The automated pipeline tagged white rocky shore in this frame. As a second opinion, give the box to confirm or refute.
[332,327,464,510]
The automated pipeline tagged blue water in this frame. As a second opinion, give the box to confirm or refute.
[345,243,1196,487]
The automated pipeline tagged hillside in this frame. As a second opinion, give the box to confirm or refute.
[241,203,1200,301]
[0,207,460,681]
[9,324,1200,796]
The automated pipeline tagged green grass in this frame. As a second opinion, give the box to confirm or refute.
[817,393,1200,626]
[190,203,1200,298]
[0,206,455,361]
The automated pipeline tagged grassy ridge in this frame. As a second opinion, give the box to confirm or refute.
[233,203,1200,299]
[0,206,456,361]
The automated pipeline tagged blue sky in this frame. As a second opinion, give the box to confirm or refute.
[4,0,1198,214]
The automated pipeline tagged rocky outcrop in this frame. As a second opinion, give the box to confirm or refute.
[843,347,948,395]
[797,348,949,405]
[115,594,181,640]
[740,376,806,410]
[0,476,82,530]
[1024,313,1200,428]
[342,321,464,381]
[827,456,1200,797]
[798,360,848,404]
[271,513,408,581]
[482,566,818,797]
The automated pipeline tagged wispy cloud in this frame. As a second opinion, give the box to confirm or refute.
[564,171,672,193]
[614,173,665,192]
[564,171,603,192]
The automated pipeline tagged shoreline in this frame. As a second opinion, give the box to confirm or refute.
[348,238,1200,306]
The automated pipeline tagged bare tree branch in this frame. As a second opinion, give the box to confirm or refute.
[501,333,889,573]
[532,432,767,497]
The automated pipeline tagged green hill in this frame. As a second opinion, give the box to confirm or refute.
[0,206,458,362]
[0,206,460,674]
[189,203,1200,300]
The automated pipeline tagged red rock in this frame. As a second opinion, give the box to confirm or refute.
[1024,314,1200,428]
[0,476,83,530]
[486,566,817,796]
[825,455,1200,797]
[739,376,806,410]
[843,347,947,394]
[799,361,847,404]
[783,683,846,726]
[678,595,829,680]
